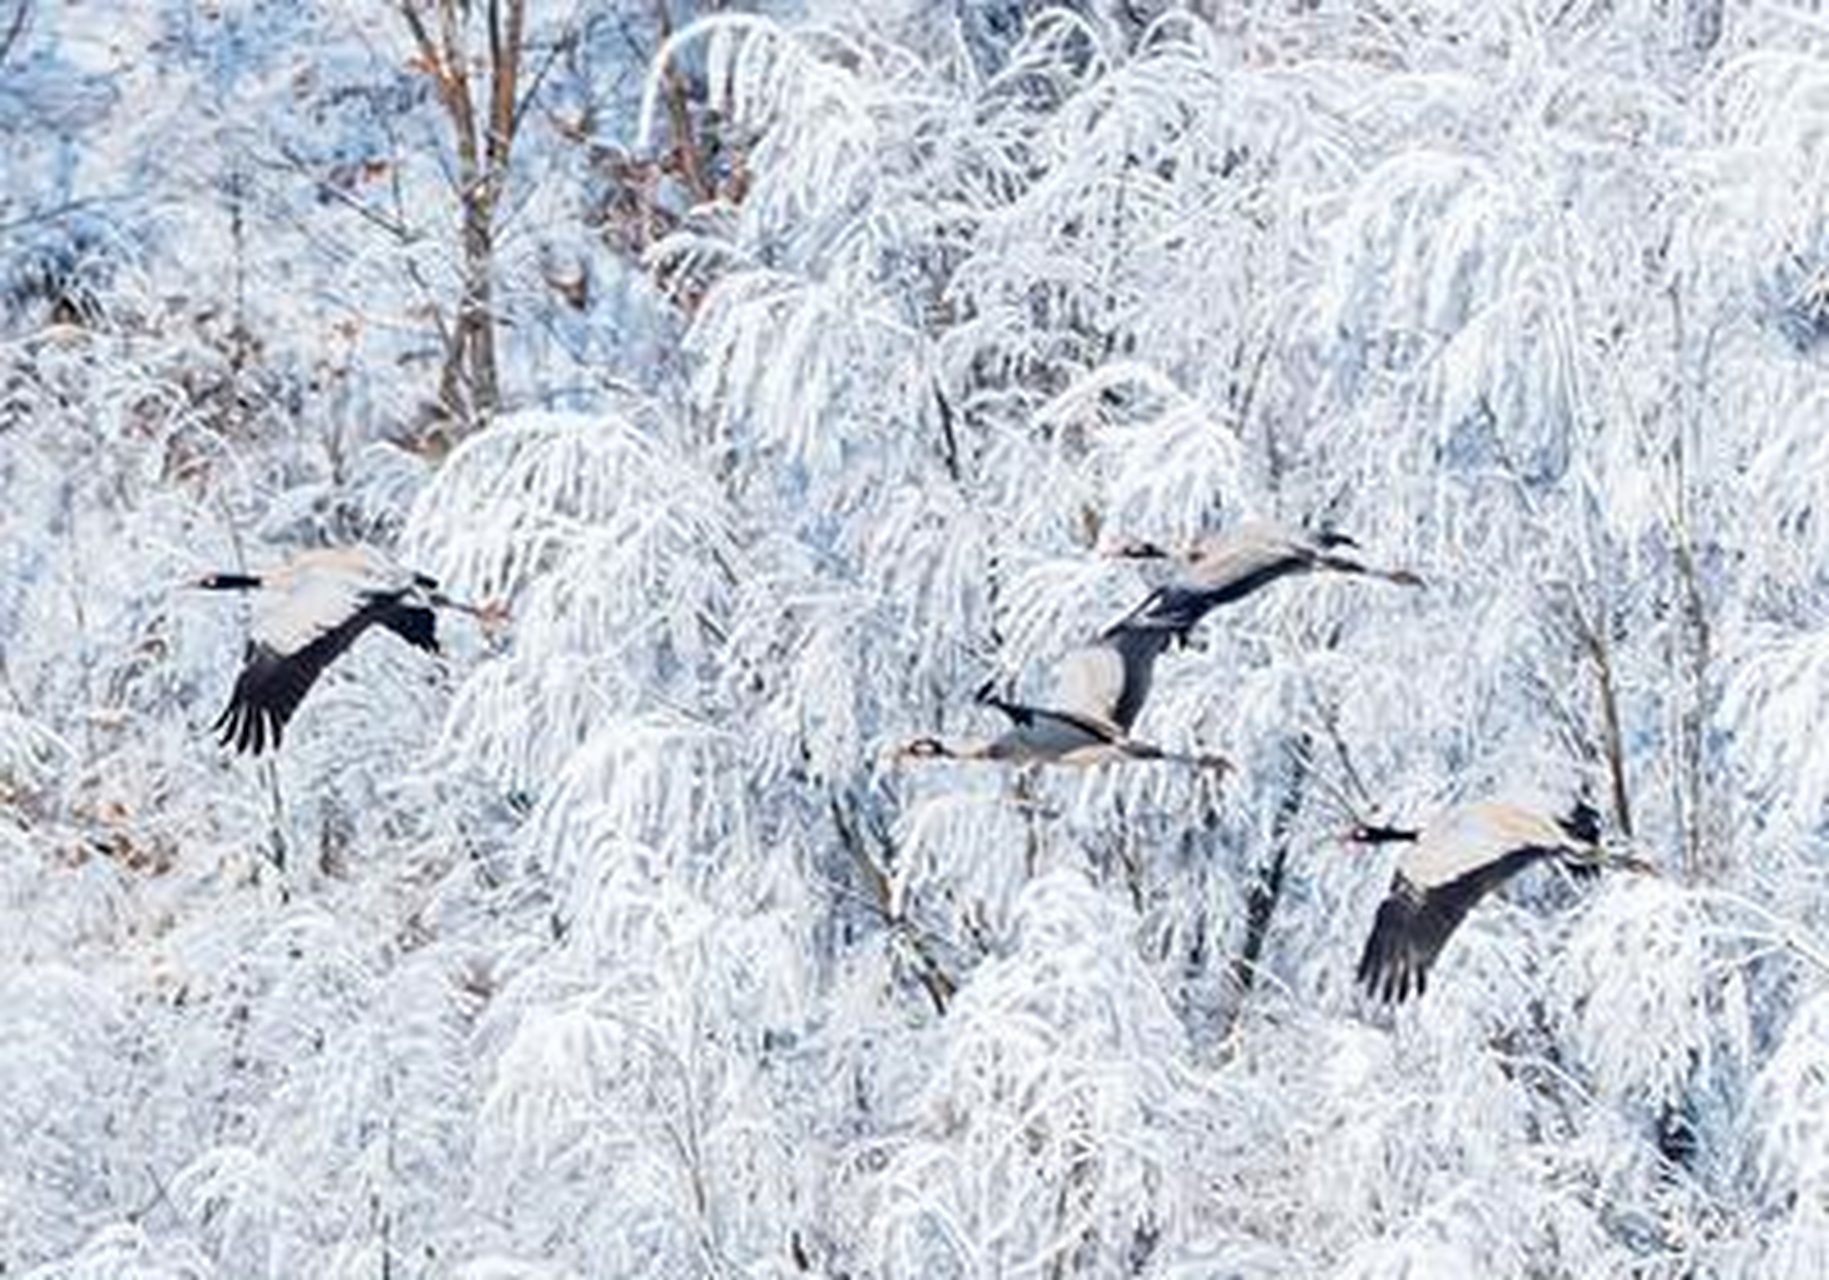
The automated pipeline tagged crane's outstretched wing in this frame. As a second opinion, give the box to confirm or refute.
[1356,845,1556,1002]
[1110,528,1317,633]
[1060,626,1173,734]
[215,595,435,755]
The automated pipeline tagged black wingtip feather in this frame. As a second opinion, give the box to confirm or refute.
[1358,845,1567,1003]
[215,663,290,756]
[1357,896,1431,1004]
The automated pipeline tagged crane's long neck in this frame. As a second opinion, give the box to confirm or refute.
[200,573,263,591]
[1353,823,1421,844]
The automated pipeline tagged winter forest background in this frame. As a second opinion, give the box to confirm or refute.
[5,0,1829,1275]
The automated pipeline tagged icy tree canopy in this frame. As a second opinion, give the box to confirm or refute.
[5,0,1829,1275]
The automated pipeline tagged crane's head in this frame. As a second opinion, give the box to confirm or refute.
[894,736,953,762]
[191,572,263,591]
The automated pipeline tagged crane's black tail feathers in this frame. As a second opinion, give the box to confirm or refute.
[1558,799,1603,846]
[379,602,439,653]
[972,680,1039,729]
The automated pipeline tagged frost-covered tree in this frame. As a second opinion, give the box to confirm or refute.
[8,1,1829,1276]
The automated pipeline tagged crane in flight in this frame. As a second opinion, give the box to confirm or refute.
[193,545,501,755]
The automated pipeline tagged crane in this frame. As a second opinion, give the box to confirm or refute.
[193,545,495,756]
[896,622,1228,770]
[1106,520,1422,636]
[1352,799,1605,1003]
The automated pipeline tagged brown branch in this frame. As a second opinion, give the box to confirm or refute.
[1588,614,1635,841]
[932,378,962,483]
[485,0,526,178]
[653,0,716,203]
[400,0,524,427]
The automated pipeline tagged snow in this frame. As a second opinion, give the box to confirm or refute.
[5,0,1829,1274]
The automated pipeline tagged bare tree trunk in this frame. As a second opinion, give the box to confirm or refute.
[1566,590,1634,841]
[1231,736,1307,1000]
[1667,283,1712,879]
[400,0,526,433]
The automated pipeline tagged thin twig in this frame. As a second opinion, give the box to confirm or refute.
[828,789,954,1014]
[0,0,30,70]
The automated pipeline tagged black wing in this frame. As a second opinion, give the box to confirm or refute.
[214,596,435,755]
[1356,846,1556,1003]
[1100,624,1173,734]
[1112,556,1314,634]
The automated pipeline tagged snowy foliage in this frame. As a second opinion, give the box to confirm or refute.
[7,0,1829,1275]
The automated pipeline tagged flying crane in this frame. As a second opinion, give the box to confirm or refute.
[1351,799,1606,1003]
[193,545,496,755]
[896,621,1229,771]
[1106,520,1423,636]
